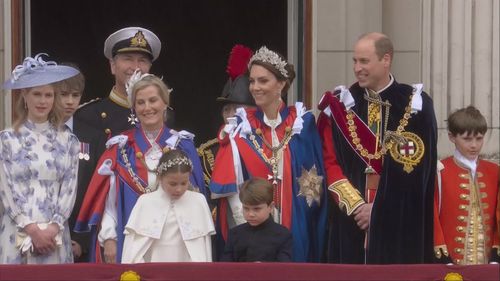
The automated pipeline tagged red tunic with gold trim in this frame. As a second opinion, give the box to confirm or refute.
[434,157,500,264]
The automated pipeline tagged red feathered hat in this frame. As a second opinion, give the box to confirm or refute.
[217,45,255,106]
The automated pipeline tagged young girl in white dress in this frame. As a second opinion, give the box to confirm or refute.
[122,149,215,263]
[0,54,80,264]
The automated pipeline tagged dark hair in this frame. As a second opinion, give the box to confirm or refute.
[239,177,273,205]
[249,52,296,97]
[157,149,192,177]
[447,105,487,136]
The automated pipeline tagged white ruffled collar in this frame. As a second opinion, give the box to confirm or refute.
[453,149,478,178]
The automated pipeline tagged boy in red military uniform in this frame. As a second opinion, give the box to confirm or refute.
[434,106,499,264]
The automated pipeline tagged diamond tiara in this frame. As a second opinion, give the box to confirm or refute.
[157,156,193,173]
[248,46,288,78]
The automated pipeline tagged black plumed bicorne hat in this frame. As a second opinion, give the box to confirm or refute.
[216,45,255,106]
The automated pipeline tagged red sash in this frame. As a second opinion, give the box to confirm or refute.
[323,91,382,203]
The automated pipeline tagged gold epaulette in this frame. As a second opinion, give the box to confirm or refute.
[434,245,449,259]
[197,138,219,186]
[328,179,364,215]
[197,138,218,156]
[77,98,101,109]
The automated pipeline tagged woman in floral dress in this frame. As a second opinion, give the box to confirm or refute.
[0,54,80,264]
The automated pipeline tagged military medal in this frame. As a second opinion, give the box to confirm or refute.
[79,142,90,161]
[128,113,138,125]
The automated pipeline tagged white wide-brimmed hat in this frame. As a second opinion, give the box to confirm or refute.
[104,26,161,61]
[2,53,80,90]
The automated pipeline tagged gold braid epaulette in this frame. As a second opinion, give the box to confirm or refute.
[197,138,218,155]
[434,245,449,259]
[328,179,365,215]
[197,138,218,186]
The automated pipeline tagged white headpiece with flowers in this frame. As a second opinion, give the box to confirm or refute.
[156,155,193,174]
[248,46,289,78]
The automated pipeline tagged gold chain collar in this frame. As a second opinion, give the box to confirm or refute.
[249,126,293,184]
[121,147,151,193]
[347,92,414,160]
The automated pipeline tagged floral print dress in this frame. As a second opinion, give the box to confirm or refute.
[0,120,79,264]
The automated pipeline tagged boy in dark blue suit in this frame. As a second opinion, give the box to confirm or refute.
[221,178,293,262]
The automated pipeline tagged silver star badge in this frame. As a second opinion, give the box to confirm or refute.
[297,165,323,207]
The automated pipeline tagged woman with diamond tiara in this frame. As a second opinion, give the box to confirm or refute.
[75,72,205,263]
[209,46,328,262]
[122,149,215,263]
[0,54,80,263]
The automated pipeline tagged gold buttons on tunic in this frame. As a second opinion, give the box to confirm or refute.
[105,128,111,134]
[459,204,467,210]
[459,183,468,189]
[454,248,462,254]
[457,216,465,222]
[455,237,463,243]
[459,194,468,200]
[101,112,107,118]
[456,226,464,232]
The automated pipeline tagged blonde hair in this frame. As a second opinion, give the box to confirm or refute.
[13,85,65,132]
[130,75,170,107]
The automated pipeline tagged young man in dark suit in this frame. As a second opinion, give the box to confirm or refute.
[57,65,106,262]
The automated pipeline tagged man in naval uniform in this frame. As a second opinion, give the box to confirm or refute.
[317,32,437,264]
[75,26,170,138]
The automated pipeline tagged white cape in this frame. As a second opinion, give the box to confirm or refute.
[122,188,215,263]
